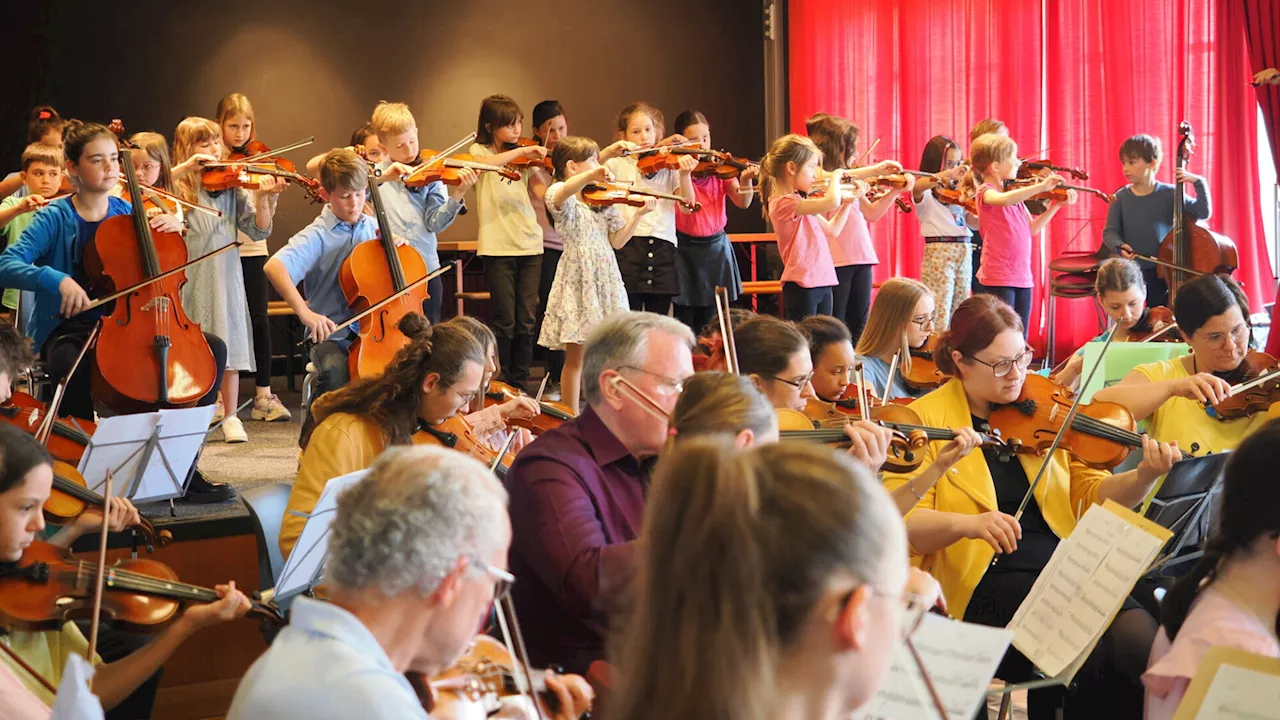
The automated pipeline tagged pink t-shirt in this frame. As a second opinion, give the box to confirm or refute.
[1143,587,1280,720]
[976,183,1033,288]
[675,176,730,237]
[826,202,877,267]
[769,193,838,288]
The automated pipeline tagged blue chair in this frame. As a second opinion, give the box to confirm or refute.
[241,483,293,590]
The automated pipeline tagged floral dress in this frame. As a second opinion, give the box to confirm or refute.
[538,182,629,350]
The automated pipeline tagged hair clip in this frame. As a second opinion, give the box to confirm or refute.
[38,111,52,120]
[668,427,679,438]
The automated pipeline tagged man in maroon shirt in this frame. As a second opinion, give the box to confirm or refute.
[503,311,695,673]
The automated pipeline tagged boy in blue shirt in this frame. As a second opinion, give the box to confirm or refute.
[367,101,477,323]
[1102,134,1212,308]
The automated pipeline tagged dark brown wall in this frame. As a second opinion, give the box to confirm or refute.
[3,1,767,244]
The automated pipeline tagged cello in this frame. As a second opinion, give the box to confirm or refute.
[1156,122,1237,301]
[339,159,432,380]
[84,132,218,414]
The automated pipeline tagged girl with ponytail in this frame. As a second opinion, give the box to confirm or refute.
[281,313,487,558]
[611,439,911,720]
[1144,420,1280,719]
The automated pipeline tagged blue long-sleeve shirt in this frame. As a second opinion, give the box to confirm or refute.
[1102,180,1212,264]
[0,196,131,348]
[373,161,465,272]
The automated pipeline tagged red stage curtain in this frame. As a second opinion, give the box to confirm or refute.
[788,0,1273,358]
[1243,0,1280,175]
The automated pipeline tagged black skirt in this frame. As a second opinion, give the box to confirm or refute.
[673,230,741,306]
[616,236,681,296]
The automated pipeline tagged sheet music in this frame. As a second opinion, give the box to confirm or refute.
[49,653,104,720]
[853,614,1013,720]
[1009,503,1167,677]
[77,406,214,502]
[275,469,368,601]
[1190,664,1280,719]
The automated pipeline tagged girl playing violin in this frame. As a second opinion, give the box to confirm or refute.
[215,93,293,426]
[969,133,1075,332]
[1093,273,1270,492]
[469,95,551,393]
[692,306,756,372]
[604,102,699,316]
[538,137,655,413]
[282,313,486,559]
[529,101,569,402]
[759,134,860,320]
[172,117,284,444]
[0,424,253,713]
[882,294,1181,719]
[1051,258,1176,389]
[798,314,859,403]
[609,438,915,720]
[855,278,938,401]
[1144,419,1280,719]
[669,110,757,333]
[806,113,913,341]
[668,371,779,447]
[912,135,975,329]
[442,315,539,455]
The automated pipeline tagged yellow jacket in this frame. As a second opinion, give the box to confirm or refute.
[882,378,1108,618]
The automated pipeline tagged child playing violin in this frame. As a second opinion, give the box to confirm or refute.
[443,315,539,455]
[854,278,939,401]
[604,102,699,316]
[0,144,64,332]
[529,101,569,402]
[969,133,1075,332]
[1051,258,1176,389]
[303,122,385,182]
[670,110,757,333]
[540,137,656,412]
[468,95,550,393]
[172,116,284,444]
[912,135,975,330]
[1102,134,1211,309]
[758,134,860,320]
[215,93,292,425]
[369,101,476,324]
[806,112,913,342]
[263,149,379,443]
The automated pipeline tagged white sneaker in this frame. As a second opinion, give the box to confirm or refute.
[222,416,248,443]
[543,381,562,403]
[211,398,226,426]
[250,393,292,422]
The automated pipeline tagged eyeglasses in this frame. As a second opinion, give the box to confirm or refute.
[474,560,515,601]
[910,315,934,330]
[828,585,931,640]
[1196,324,1249,348]
[619,365,686,394]
[770,371,815,389]
[965,348,1033,377]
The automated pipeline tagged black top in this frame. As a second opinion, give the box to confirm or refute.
[970,415,1059,574]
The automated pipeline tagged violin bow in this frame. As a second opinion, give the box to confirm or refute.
[713,286,740,375]
[884,352,900,406]
[994,323,1121,568]
[487,377,547,471]
[220,136,317,166]
[491,591,547,720]
[80,241,244,313]
[904,636,951,720]
[1140,322,1180,343]
[0,641,58,695]
[405,133,479,180]
[1130,253,1205,278]
[855,137,881,166]
[86,468,114,679]
[608,375,671,424]
[312,265,453,343]
[116,179,222,218]
[35,324,99,445]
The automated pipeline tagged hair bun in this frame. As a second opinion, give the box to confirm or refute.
[397,312,432,342]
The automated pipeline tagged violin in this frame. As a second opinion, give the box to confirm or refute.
[0,390,96,465]
[1007,173,1115,205]
[84,133,219,414]
[483,380,573,435]
[583,181,701,212]
[1018,158,1089,182]
[502,138,552,170]
[417,635,566,716]
[691,150,758,180]
[406,133,521,187]
[933,185,977,215]
[902,336,949,391]
[620,142,711,176]
[413,416,517,475]
[1156,122,1238,301]
[1204,350,1280,421]
[202,137,324,203]
[0,541,280,633]
[339,159,432,380]
[988,374,1192,469]
[1127,306,1182,343]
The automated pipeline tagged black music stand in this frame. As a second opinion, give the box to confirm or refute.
[1145,452,1230,576]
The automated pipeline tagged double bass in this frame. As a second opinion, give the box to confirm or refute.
[84,132,218,413]
[1156,122,1237,301]
[339,158,432,380]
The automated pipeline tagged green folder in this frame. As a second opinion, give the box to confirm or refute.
[1077,342,1190,403]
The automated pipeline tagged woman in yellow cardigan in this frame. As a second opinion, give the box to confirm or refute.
[883,294,1180,720]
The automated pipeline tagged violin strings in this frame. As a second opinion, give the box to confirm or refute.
[70,561,215,600]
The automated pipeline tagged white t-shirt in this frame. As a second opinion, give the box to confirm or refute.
[604,156,679,244]
[469,143,542,257]
[915,189,972,238]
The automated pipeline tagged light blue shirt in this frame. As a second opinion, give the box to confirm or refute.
[227,596,427,720]
[374,160,465,272]
[856,353,927,402]
[274,205,379,346]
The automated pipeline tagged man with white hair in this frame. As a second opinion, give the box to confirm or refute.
[228,445,590,719]
[503,311,696,674]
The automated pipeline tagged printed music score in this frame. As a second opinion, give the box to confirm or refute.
[1009,501,1172,679]
[853,614,1012,720]
[1173,646,1280,720]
